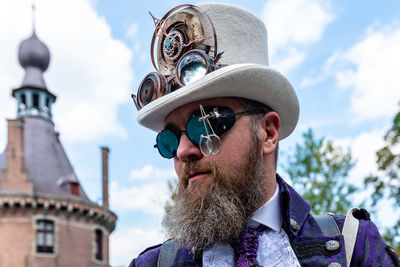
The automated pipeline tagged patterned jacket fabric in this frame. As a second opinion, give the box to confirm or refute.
[129,175,396,267]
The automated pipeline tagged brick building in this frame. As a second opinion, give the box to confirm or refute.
[0,27,117,266]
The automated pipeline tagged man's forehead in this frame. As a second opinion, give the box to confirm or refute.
[165,97,241,124]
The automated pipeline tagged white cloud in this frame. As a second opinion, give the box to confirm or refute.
[111,226,164,267]
[326,21,400,122]
[334,129,399,228]
[262,0,334,74]
[125,23,139,40]
[110,164,176,265]
[110,180,170,216]
[334,129,386,187]
[130,164,176,181]
[0,0,133,144]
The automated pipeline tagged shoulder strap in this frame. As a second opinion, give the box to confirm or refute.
[157,240,179,267]
[314,214,341,237]
[342,208,360,267]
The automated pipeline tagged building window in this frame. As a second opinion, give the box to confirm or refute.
[33,93,39,110]
[36,220,54,253]
[95,229,103,261]
[21,94,26,105]
[19,94,27,111]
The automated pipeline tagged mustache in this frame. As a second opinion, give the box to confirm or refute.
[180,161,216,183]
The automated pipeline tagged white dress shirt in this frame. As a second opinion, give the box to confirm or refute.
[203,184,301,266]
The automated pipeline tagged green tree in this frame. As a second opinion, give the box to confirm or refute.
[284,128,357,215]
[364,109,400,253]
[165,177,177,213]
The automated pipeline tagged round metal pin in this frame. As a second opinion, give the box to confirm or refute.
[325,240,340,251]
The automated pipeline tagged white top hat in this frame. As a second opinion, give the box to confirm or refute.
[136,2,299,140]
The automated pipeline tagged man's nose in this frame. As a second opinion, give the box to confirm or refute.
[176,133,203,162]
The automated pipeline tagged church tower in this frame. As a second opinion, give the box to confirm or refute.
[0,15,117,267]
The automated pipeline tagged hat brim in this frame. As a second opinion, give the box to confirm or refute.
[137,63,299,140]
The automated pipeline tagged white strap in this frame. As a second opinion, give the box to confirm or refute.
[342,208,359,267]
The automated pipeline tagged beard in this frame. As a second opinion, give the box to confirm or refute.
[162,133,267,253]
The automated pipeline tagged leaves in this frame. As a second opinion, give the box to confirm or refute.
[284,128,356,215]
[364,108,400,253]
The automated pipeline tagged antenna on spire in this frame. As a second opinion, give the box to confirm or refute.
[32,2,36,33]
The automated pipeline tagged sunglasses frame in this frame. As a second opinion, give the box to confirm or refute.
[154,106,268,158]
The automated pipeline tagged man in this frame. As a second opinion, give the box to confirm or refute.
[129,3,399,267]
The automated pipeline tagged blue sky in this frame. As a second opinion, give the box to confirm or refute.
[1,0,400,266]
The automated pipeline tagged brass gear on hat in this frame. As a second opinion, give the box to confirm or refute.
[156,12,205,75]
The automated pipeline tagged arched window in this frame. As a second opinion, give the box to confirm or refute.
[36,220,54,253]
[95,229,103,261]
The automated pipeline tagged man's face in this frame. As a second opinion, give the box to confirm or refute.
[162,98,268,251]
[165,98,261,195]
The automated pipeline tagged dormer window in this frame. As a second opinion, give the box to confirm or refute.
[70,182,79,196]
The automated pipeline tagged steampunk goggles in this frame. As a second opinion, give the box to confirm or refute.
[133,49,225,110]
[132,4,224,110]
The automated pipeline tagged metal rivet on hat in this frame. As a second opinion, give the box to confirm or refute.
[290,218,299,230]
[325,240,340,251]
[327,263,341,267]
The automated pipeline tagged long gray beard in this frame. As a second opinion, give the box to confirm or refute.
[162,135,266,253]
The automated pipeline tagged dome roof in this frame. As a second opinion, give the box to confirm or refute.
[18,31,50,71]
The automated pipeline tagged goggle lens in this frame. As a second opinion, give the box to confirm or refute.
[186,114,210,144]
[156,130,179,158]
[178,53,207,86]
[140,78,156,105]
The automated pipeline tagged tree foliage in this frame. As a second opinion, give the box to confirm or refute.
[284,128,357,215]
[165,177,177,214]
[364,109,400,252]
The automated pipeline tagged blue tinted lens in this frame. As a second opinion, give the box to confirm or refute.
[187,115,210,145]
[156,130,179,158]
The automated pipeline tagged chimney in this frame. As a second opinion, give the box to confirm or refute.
[0,119,33,192]
[101,147,109,210]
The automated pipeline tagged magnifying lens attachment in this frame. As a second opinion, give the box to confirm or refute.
[198,105,222,156]
[200,134,221,156]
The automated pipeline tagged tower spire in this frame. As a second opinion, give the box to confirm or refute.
[12,5,56,121]
[32,3,36,33]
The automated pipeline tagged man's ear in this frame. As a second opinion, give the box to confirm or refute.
[259,112,280,156]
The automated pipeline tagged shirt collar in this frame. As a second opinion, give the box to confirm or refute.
[248,183,282,232]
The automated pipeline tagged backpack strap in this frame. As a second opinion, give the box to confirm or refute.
[342,208,360,267]
[315,209,360,267]
[314,214,341,237]
[157,240,179,267]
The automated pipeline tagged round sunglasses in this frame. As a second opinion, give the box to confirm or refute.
[154,106,266,158]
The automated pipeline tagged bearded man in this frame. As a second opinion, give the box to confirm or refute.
[129,3,399,267]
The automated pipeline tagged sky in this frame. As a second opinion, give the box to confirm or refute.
[1,0,400,266]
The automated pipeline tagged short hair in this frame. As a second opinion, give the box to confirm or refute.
[237,98,279,167]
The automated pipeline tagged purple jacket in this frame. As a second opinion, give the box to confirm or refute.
[130,175,398,266]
